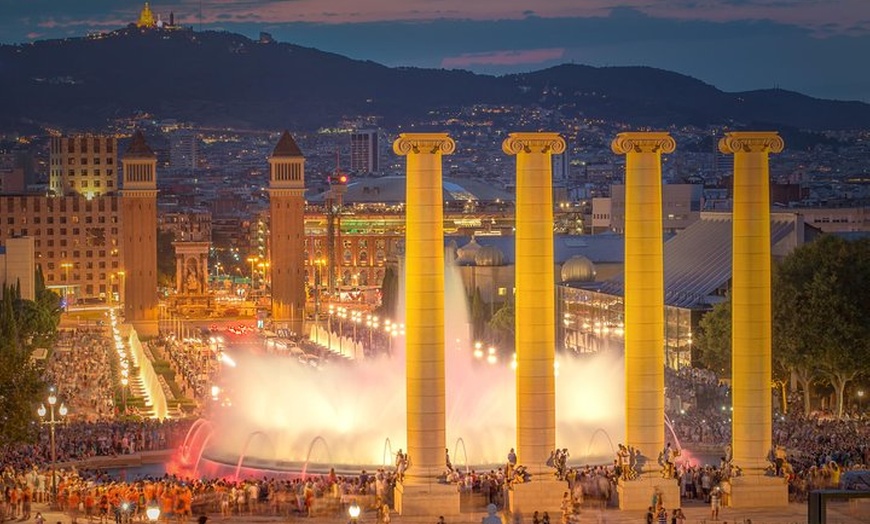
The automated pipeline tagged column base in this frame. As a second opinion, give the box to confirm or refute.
[394,481,460,517]
[728,475,788,508]
[508,477,566,515]
[617,475,679,511]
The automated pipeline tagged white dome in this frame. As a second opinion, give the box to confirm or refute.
[456,238,482,266]
[474,245,505,267]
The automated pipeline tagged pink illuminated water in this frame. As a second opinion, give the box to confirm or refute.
[193,256,625,473]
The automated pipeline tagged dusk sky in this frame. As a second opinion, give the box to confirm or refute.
[2,0,869,102]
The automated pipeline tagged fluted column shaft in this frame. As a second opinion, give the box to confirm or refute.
[612,132,675,472]
[395,133,455,482]
[504,133,565,472]
[720,131,784,474]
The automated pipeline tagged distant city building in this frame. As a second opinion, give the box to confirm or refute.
[0,153,27,194]
[49,135,118,198]
[552,151,569,183]
[350,129,380,174]
[0,195,122,302]
[590,197,612,234]
[560,212,817,368]
[793,206,869,233]
[169,129,198,175]
[0,236,36,301]
[158,209,211,242]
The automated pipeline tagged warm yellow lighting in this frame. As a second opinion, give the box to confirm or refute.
[348,501,361,520]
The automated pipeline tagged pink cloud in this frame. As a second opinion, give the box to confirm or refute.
[188,0,866,33]
[26,32,43,40]
[441,48,566,68]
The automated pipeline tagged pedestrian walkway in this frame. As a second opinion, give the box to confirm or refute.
[27,498,869,524]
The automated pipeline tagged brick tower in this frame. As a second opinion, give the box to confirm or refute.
[121,130,159,337]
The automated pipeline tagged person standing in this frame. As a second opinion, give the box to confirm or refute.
[710,487,721,520]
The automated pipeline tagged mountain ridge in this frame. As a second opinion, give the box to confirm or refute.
[1,27,868,132]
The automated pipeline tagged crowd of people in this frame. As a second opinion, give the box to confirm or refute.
[150,335,217,404]
[2,315,869,522]
[43,328,118,422]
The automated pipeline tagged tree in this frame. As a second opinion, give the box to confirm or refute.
[377,265,399,319]
[0,341,43,446]
[694,298,731,377]
[156,229,176,289]
[470,287,488,340]
[486,302,515,350]
[0,273,62,446]
[773,235,870,418]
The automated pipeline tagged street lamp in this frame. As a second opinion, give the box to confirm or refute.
[348,500,361,524]
[858,390,865,412]
[365,314,379,351]
[314,258,326,322]
[145,500,161,523]
[337,306,347,355]
[120,376,129,414]
[60,262,73,308]
[247,256,258,292]
[37,389,68,508]
[117,270,126,311]
[352,311,362,341]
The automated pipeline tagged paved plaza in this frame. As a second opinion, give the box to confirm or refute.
[28,498,870,524]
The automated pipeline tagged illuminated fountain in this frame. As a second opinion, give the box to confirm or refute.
[178,254,624,479]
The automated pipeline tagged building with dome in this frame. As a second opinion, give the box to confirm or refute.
[558,212,818,367]
[137,2,155,28]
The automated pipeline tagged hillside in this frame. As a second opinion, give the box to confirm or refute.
[1,27,868,131]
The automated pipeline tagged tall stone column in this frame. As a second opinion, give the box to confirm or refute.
[503,132,566,515]
[719,131,788,507]
[612,132,679,510]
[392,133,459,517]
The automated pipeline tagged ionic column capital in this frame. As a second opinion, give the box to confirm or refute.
[611,132,676,155]
[393,133,455,156]
[718,131,784,154]
[502,132,566,155]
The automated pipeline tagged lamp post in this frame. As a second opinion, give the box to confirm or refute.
[117,270,126,311]
[365,314,379,351]
[337,306,347,356]
[60,262,73,308]
[145,500,161,523]
[246,256,258,293]
[327,303,334,351]
[314,258,326,323]
[120,376,129,414]
[37,389,68,508]
[351,311,362,342]
[348,500,361,524]
[859,390,865,412]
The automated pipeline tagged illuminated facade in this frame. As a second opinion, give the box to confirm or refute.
[721,131,788,507]
[268,131,306,334]
[0,195,122,302]
[612,132,679,510]
[393,133,460,516]
[121,130,159,336]
[49,135,118,198]
[504,132,566,514]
